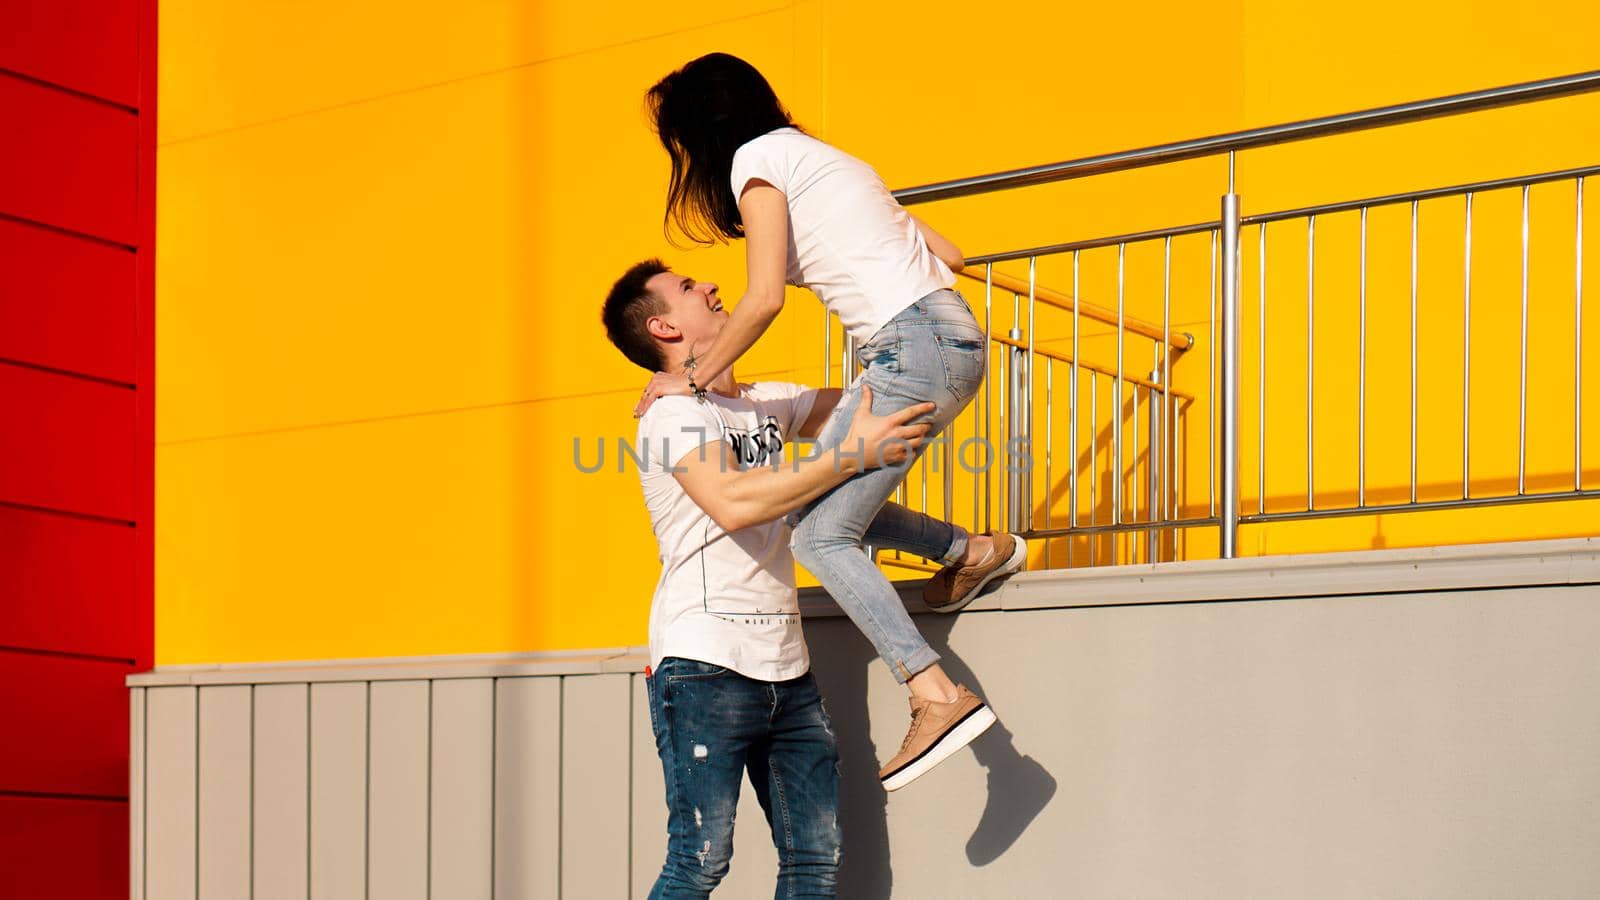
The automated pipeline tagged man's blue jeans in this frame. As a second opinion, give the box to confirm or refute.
[646,658,842,899]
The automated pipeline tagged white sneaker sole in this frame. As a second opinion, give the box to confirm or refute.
[929,536,1027,614]
[880,704,998,792]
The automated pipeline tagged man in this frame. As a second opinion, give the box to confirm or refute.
[604,259,1010,897]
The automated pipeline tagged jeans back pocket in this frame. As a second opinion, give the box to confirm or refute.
[935,331,987,402]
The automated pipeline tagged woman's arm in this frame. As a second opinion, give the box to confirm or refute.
[797,388,843,439]
[912,214,965,273]
[633,181,791,417]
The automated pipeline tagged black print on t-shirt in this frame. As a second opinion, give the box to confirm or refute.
[724,415,785,468]
[697,412,800,624]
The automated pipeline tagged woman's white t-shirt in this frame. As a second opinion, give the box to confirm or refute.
[729,127,955,345]
[635,381,818,681]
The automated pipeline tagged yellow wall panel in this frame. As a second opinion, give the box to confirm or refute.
[1241,0,1600,123]
[159,0,789,144]
[816,0,1248,189]
[160,0,535,143]
[158,8,811,444]
[158,70,545,443]
[158,389,650,665]
[157,0,1600,664]
[817,0,1248,287]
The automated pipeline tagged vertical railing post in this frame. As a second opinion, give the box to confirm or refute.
[1147,366,1162,564]
[848,333,872,557]
[1026,258,1038,535]
[823,311,832,388]
[1007,314,1027,533]
[1219,189,1243,558]
[943,416,956,524]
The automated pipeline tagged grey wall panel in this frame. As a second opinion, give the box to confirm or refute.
[198,685,251,900]
[629,675,663,899]
[254,683,309,900]
[367,680,428,900]
[806,584,1600,899]
[430,678,494,900]
[129,688,145,900]
[560,674,630,899]
[494,677,561,900]
[145,686,197,900]
[309,682,366,900]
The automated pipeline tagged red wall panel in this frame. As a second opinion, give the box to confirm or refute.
[0,1,153,893]
[0,364,136,520]
[0,218,137,382]
[0,0,140,107]
[0,506,135,661]
[0,73,137,244]
[0,795,127,900]
[0,652,133,797]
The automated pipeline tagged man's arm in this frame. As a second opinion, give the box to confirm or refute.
[672,386,932,532]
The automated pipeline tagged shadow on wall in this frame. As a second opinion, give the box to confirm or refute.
[807,607,1058,898]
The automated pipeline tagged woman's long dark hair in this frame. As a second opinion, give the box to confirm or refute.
[647,53,798,246]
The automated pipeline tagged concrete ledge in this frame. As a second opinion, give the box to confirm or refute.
[130,536,1597,687]
[126,647,651,687]
[994,535,1600,610]
[801,535,1600,616]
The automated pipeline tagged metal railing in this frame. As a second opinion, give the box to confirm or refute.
[830,70,1600,570]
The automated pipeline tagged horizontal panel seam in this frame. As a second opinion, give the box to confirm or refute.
[0,499,137,528]
[0,644,137,666]
[0,788,131,803]
[157,4,793,149]
[154,365,809,446]
[0,357,137,390]
[0,66,138,114]
[0,211,137,252]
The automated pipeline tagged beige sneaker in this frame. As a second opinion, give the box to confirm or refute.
[878,684,997,792]
[922,532,1026,613]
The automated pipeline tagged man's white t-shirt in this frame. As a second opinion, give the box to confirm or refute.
[636,381,819,681]
[729,127,956,346]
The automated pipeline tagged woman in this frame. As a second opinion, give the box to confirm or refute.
[635,52,1026,792]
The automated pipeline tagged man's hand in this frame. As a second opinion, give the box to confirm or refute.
[836,386,935,472]
[634,371,694,418]
[665,385,935,532]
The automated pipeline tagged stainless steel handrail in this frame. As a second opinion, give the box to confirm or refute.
[964,220,1221,266]
[894,70,1600,205]
[955,265,1194,350]
[856,71,1597,571]
[1243,164,1600,225]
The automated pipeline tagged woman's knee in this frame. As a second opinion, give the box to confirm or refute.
[789,512,858,569]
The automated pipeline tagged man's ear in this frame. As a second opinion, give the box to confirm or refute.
[645,314,679,342]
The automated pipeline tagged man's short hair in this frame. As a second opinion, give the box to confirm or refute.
[603,258,670,373]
